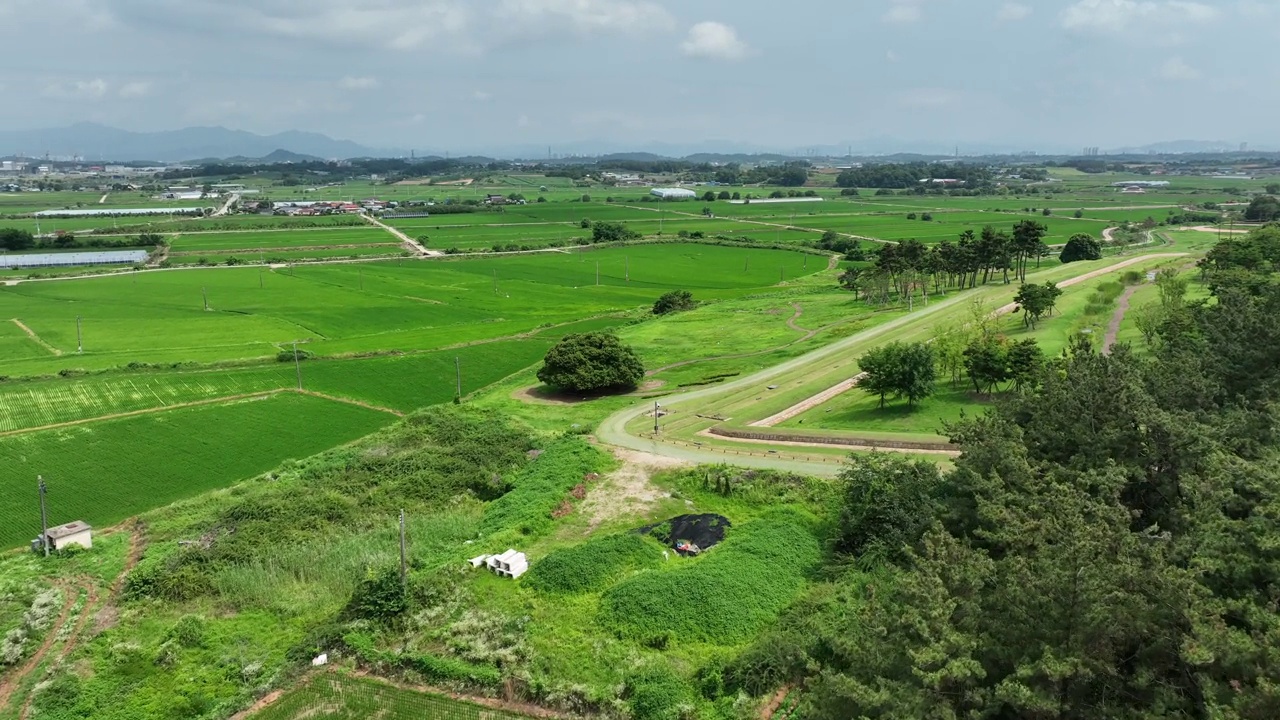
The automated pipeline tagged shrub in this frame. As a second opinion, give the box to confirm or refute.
[653,290,696,315]
[599,510,821,643]
[537,332,644,393]
[625,664,695,720]
[345,565,408,622]
[480,439,607,538]
[524,534,662,593]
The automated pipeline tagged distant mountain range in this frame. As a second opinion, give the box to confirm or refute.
[0,123,396,163]
[0,123,1271,163]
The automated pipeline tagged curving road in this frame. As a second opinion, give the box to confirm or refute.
[596,253,1187,474]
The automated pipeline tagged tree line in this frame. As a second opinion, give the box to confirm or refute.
[724,223,1280,718]
[835,162,994,189]
[838,221,1052,307]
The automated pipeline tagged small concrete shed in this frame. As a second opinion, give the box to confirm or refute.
[44,521,92,551]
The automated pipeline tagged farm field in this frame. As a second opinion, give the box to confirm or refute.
[168,227,395,252]
[0,392,393,548]
[0,244,811,376]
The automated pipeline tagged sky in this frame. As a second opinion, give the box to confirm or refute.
[4,0,1278,154]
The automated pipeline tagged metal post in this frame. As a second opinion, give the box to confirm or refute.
[75,316,82,354]
[455,356,462,399]
[398,509,408,591]
[38,476,48,557]
[653,401,659,435]
[202,286,208,311]
[292,341,302,389]
[259,266,263,289]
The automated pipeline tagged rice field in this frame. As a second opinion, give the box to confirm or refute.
[0,392,393,548]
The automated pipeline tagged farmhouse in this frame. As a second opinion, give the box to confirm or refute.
[42,520,92,552]
[651,187,697,200]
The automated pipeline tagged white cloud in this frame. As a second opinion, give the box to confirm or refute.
[883,1,923,23]
[472,90,492,101]
[494,0,674,35]
[996,3,1032,21]
[338,76,380,90]
[886,50,900,62]
[1160,56,1201,80]
[681,21,749,61]
[1061,0,1219,33]
[41,78,109,100]
[517,114,531,128]
[118,81,152,98]
[110,0,672,54]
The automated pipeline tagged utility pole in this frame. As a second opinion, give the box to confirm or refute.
[292,341,302,389]
[38,476,48,557]
[653,402,660,435]
[625,256,629,282]
[780,267,784,283]
[202,286,209,311]
[359,268,364,291]
[744,256,749,273]
[454,356,462,399]
[398,509,408,591]
[75,316,82,354]
[259,266,264,289]
[492,269,498,294]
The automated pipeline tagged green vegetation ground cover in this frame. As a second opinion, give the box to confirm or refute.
[0,392,391,547]
[251,674,533,720]
[171,247,406,264]
[783,383,984,437]
[0,244,815,377]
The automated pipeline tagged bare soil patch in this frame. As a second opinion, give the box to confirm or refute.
[579,448,686,532]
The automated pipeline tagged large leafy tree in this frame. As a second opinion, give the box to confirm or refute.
[1059,233,1102,263]
[536,332,644,393]
[652,290,696,315]
[859,341,936,408]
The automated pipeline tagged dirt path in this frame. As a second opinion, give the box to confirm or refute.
[294,389,404,416]
[97,193,108,204]
[784,303,808,333]
[2,520,145,717]
[760,685,796,719]
[759,256,1185,426]
[0,584,80,713]
[360,214,440,256]
[698,429,959,456]
[579,447,686,532]
[750,373,867,428]
[992,253,1185,316]
[1102,285,1140,354]
[1185,225,1251,234]
[10,319,62,356]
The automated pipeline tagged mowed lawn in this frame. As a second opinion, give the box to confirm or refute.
[0,392,393,548]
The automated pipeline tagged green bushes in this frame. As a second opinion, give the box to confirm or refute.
[343,632,502,687]
[480,438,607,538]
[524,534,663,593]
[599,510,821,644]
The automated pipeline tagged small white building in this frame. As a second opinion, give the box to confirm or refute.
[468,548,528,579]
[650,187,697,200]
[44,520,92,551]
